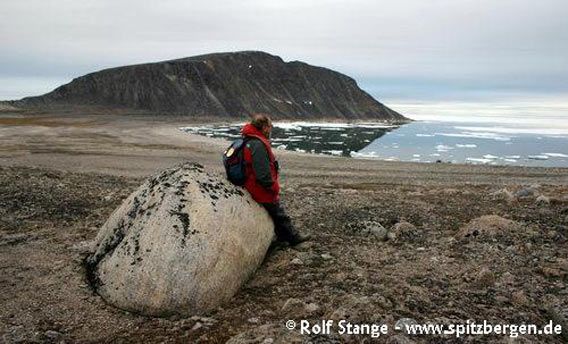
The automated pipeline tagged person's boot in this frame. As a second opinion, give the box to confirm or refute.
[288,232,311,246]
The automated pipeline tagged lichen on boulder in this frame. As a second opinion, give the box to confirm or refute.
[84,162,274,316]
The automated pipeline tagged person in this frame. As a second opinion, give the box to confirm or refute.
[241,113,310,245]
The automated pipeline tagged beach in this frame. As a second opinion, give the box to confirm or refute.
[1,111,568,343]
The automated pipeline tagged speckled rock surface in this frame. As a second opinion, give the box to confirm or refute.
[85,162,274,316]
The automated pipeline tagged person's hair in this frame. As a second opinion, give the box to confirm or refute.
[250,113,272,130]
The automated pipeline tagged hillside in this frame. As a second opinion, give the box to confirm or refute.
[8,51,407,121]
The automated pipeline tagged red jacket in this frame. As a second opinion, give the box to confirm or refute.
[241,123,280,203]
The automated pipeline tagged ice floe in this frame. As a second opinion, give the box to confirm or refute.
[454,126,568,136]
[435,144,454,152]
[435,132,511,141]
[528,155,549,160]
[466,158,493,164]
[543,153,568,158]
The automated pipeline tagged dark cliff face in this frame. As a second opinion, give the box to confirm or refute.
[13,51,407,121]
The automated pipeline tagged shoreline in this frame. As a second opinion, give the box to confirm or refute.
[1,111,568,182]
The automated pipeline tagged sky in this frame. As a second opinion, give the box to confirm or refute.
[1,0,567,119]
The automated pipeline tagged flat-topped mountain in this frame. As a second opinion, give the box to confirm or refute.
[9,51,407,121]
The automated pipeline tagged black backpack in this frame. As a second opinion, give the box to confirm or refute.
[222,138,249,186]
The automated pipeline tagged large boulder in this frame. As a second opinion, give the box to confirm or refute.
[85,162,274,316]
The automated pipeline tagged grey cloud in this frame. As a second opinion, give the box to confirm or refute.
[0,0,567,100]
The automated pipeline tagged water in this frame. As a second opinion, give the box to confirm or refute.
[181,122,397,157]
[181,120,568,167]
[355,121,568,167]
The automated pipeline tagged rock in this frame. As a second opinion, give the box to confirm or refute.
[500,272,515,285]
[473,267,496,289]
[225,324,304,344]
[281,298,319,318]
[369,225,388,240]
[85,162,274,316]
[502,336,533,343]
[281,298,305,316]
[535,195,550,205]
[70,240,94,254]
[510,291,528,306]
[304,303,320,314]
[456,215,521,241]
[394,318,418,334]
[290,258,303,265]
[544,306,568,342]
[44,330,62,340]
[388,221,419,243]
[321,253,333,260]
[386,334,417,344]
[2,325,27,343]
[542,267,566,278]
[491,188,516,203]
[293,241,314,251]
[515,187,538,198]
[351,220,388,240]
[327,295,385,323]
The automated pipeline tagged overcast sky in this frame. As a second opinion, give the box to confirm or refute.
[1,0,567,109]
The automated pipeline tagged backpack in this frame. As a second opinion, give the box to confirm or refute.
[222,138,250,186]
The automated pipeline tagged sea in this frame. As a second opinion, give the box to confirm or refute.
[181,115,568,168]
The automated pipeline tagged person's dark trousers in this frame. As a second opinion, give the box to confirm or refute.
[261,202,298,243]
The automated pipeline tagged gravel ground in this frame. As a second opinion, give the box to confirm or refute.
[1,112,568,343]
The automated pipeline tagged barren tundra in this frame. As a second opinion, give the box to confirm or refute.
[1,112,568,343]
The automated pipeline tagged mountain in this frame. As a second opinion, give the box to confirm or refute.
[8,51,407,121]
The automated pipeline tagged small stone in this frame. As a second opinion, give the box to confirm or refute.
[511,291,528,306]
[191,322,203,331]
[389,221,418,243]
[395,318,418,334]
[226,324,304,343]
[474,268,496,288]
[70,240,94,254]
[491,188,516,203]
[305,303,320,314]
[290,258,303,265]
[542,267,565,278]
[320,253,333,260]
[281,298,306,316]
[536,195,550,205]
[515,187,537,198]
[369,225,388,240]
[386,335,416,344]
[500,272,515,285]
[44,330,61,340]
